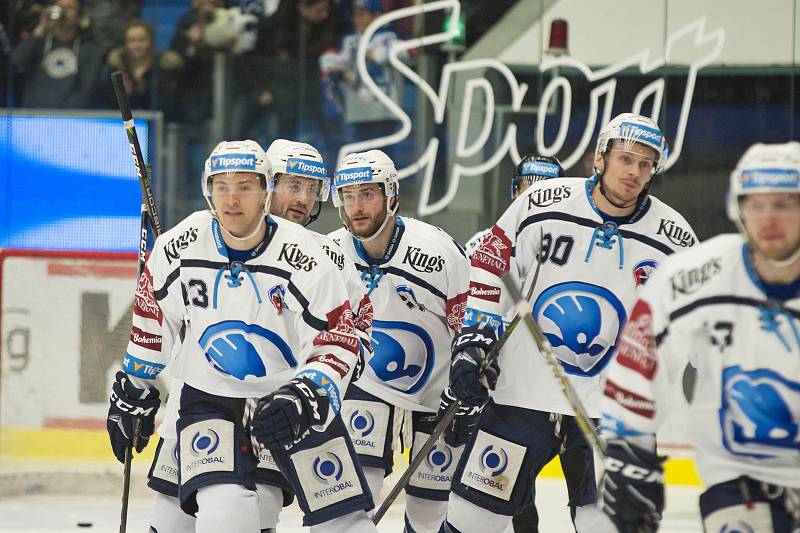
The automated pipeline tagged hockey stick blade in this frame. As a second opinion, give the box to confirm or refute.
[500,272,606,455]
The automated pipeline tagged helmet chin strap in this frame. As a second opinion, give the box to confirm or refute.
[345,197,398,243]
[305,200,321,226]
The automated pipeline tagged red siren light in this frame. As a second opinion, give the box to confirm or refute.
[546,18,569,56]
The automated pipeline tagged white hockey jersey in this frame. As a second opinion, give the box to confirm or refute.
[154,223,373,439]
[329,216,470,412]
[464,229,488,258]
[122,211,361,429]
[467,177,697,417]
[603,234,800,488]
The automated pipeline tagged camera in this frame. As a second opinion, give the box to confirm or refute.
[48,6,63,21]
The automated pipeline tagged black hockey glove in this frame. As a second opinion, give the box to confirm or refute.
[250,377,330,450]
[599,439,666,533]
[438,387,486,447]
[449,323,500,401]
[106,371,161,463]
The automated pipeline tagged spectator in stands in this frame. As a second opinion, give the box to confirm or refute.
[103,20,182,120]
[10,0,104,108]
[319,0,405,145]
[0,22,9,104]
[228,18,276,145]
[170,0,222,125]
[265,0,343,145]
[82,0,142,56]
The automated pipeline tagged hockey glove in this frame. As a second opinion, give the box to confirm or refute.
[449,323,500,401]
[250,377,330,450]
[106,371,161,463]
[438,387,486,447]
[599,439,666,533]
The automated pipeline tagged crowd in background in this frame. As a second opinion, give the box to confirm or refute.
[0,0,425,160]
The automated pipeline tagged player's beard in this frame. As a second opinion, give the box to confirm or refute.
[272,198,311,226]
[346,204,388,239]
[752,231,800,263]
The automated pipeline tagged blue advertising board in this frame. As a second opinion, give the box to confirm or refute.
[0,114,152,251]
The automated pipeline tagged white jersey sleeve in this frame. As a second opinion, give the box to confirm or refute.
[313,231,374,370]
[121,224,193,391]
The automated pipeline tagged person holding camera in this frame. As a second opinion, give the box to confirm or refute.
[10,0,103,108]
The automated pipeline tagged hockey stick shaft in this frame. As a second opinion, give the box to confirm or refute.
[111,70,162,236]
[112,71,162,533]
[371,314,522,525]
[373,248,547,525]
[500,273,606,455]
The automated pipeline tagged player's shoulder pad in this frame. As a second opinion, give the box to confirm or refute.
[517,177,586,214]
[152,210,211,264]
[402,217,467,260]
[639,195,698,250]
[310,230,348,272]
[327,226,351,249]
[644,233,742,306]
[270,217,336,274]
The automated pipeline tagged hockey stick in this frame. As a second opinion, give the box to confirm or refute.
[372,245,545,525]
[500,273,606,455]
[112,71,162,235]
[111,71,164,533]
[371,317,522,525]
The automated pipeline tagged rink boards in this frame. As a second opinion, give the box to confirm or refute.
[0,250,700,485]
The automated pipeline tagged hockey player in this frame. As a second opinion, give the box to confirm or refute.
[106,139,376,533]
[439,113,698,533]
[600,142,800,532]
[464,154,565,256]
[464,154,586,533]
[328,149,471,532]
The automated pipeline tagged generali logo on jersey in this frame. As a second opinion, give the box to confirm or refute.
[278,243,317,271]
[469,281,501,303]
[471,227,512,276]
[403,246,445,273]
[615,301,656,380]
[657,219,696,248]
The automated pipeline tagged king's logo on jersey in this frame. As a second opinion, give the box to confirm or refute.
[720,366,800,459]
[198,321,297,380]
[368,320,435,394]
[533,282,627,376]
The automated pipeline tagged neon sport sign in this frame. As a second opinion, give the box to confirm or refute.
[340,1,725,216]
